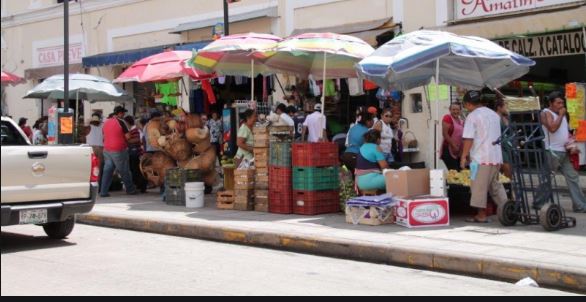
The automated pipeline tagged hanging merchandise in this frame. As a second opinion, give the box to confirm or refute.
[308,75,321,97]
[348,78,365,96]
[364,80,378,91]
[376,88,391,100]
[191,88,205,114]
[202,80,217,104]
[324,79,336,97]
[155,81,180,106]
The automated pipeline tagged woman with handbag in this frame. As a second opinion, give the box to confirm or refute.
[441,103,465,171]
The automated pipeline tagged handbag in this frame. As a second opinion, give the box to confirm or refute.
[402,130,419,149]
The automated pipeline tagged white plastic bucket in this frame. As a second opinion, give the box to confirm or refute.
[185,182,205,209]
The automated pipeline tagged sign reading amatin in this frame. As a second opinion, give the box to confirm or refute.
[495,29,585,58]
[455,0,584,20]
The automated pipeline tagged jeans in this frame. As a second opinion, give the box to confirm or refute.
[100,150,137,196]
[548,151,586,211]
[383,152,394,165]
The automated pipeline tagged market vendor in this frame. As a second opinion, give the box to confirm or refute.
[235,109,257,168]
[441,102,465,171]
[342,112,374,175]
[356,130,389,192]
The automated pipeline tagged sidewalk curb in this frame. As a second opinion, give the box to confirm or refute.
[77,212,586,293]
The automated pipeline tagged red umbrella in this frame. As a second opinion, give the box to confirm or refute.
[114,51,214,83]
[1,71,26,85]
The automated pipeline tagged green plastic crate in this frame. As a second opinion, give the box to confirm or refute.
[270,142,292,167]
[293,166,340,191]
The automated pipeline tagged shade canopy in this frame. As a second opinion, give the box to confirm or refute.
[192,33,282,77]
[24,73,132,102]
[1,71,26,86]
[356,30,536,91]
[261,32,375,80]
[114,50,213,83]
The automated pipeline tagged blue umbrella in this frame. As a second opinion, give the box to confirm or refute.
[356,30,536,91]
[356,30,536,169]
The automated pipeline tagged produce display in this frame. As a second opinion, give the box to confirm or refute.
[447,170,511,187]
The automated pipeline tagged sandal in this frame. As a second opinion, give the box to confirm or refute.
[466,217,492,224]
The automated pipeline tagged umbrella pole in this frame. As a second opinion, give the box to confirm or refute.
[434,59,440,170]
[321,52,327,115]
[75,90,79,144]
[251,59,255,102]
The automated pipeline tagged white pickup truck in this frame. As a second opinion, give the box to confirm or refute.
[1,116,98,239]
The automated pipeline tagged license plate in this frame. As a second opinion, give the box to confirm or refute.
[19,209,48,225]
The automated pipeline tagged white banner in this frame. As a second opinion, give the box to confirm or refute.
[455,0,582,20]
[495,29,585,58]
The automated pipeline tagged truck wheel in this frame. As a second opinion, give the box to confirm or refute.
[43,217,75,239]
[539,204,562,232]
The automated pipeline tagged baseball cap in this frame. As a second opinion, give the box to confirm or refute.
[368,106,378,115]
[113,106,128,114]
[463,90,481,104]
[314,103,322,111]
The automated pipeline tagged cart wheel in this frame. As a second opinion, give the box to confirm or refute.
[498,201,518,227]
[539,204,563,232]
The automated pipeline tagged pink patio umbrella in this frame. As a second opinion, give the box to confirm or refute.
[1,71,26,86]
[114,51,214,83]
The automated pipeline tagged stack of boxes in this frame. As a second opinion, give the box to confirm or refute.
[164,168,202,206]
[291,143,341,215]
[234,168,255,211]
[253,126,270,212]
[268,126,294,214]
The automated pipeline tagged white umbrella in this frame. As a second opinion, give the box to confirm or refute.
[356,30,536,168]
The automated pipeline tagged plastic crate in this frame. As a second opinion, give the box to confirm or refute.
[166,168,203,188]
[293,166,340,191]
[269,126,294,142]
[292,143,339,167]
[270,142,292,167]
[269,166,292,192]
[165,187,185,206]
[292,190,341,215]
[269,189,293,214]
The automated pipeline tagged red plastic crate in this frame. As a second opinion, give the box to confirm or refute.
[269,190,293,214]
[269,166,293,192]
[292,190,341,216]
[292,143,339,167]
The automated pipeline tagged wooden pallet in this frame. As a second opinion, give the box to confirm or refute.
[234,190,255,211]
[216,191,235,210]
[254,191,269,213]
[234,169,256,190]
[254,148,269,168]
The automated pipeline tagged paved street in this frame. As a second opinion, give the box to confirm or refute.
[1,224,577,296]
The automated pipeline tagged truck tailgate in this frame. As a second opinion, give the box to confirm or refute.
[1,146,92,204]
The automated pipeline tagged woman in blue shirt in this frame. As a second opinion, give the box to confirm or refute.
[341,112,374,175]
[356,130,390,191]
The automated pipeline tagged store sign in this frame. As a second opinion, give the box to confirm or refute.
[32,35,85,68]
[455,0,582,20]
[496,30,585,58]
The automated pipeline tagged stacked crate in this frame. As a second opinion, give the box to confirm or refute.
[165,168,202,206]
[234,168,255,211]
[268,126,295,214]
[292,143,341,215]
[253,126,270,212]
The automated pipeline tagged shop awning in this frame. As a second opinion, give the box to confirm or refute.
[82,41,210,68]
[170,7,279,34]
[291,18,400,46]
[25,64,84,80]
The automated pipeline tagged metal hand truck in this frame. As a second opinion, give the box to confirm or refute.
[497,111,577,231]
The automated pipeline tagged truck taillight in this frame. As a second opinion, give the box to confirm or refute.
[90,153,100,183]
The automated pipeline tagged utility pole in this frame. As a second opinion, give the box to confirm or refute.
[223,0,230,36]
[64,0,69,112]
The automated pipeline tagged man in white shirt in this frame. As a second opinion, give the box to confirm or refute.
[275,103,295,127]
[541,92,586,213]
[302,104,328,143]
[461,90,508,223]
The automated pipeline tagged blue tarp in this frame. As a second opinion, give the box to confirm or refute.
[82,41,210,68]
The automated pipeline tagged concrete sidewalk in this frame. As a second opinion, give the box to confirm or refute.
[78,192,586,293]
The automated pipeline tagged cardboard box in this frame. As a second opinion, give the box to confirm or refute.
[430,170,447,197]
[346,206,395,226]
[384,169,430,198]
[395,196,450,228]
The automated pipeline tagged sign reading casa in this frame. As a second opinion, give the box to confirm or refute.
[32,35,85,68]
[456,0,582,20]
[496,30,585,59]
